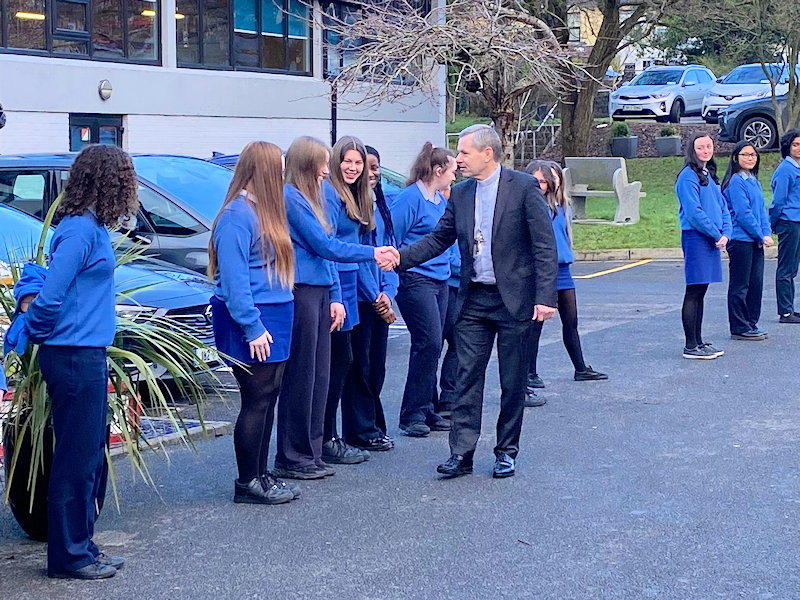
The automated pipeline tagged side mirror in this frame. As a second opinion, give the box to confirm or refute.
[620,81,631,87]
[716,77,722,83]
[683,81,696,87]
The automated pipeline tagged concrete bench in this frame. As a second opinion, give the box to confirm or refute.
[563,157,645,225]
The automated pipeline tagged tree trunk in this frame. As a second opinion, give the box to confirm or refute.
[492,108,517,168]
[560,79,602,158]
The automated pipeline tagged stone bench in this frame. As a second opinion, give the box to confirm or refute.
[563,157,645,225]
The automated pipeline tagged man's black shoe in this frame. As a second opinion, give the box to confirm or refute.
[95,552,124,570]
[352,437,394,452]
[527,374,545,389]
[780,313,800,323]
[49,561,117,580]
[234,477,294,504]
[322,437,368,464]
[400,422,430,437]
[493,453,516,478]
[574,366,608,381]
[426,413,451,431]
[436,454,473,477]
[271,465,326,480]
[525,389,546,407]
[731,330,767,340]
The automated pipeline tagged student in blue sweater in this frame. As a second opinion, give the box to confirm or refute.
[769,128,800,322]
[208,142,298,506]
[19,146,138,580]
[390,142,457,437]
[341,145,399,452]
[321,136,381,465]
[274,136,397,481]
[721,142,773,340]
[676,134,732,360]
[525,161,606,405]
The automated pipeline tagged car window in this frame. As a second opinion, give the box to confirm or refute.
[683,71,699,85]
[722,65,782,84]
[0,171,47,219]
[133,156,233,222]
[630,70,683,85]
[696,71,713,83]
[137,185,206,236]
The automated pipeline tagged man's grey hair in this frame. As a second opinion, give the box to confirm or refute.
[458,124,502,161]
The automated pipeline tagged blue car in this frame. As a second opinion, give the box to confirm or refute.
[0,204,219,372]
[717,93,787,151]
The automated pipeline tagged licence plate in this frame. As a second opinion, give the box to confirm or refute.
[194,347,219,364]
[623,104,643,111]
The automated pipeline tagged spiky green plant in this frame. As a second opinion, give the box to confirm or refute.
[1,197,228,510]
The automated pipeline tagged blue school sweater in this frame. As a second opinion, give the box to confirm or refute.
[212,194,293,342]
[551,205,575,265]
[390,182,450,281]
[769,157,800,224]
[723,173,771,243]
[284,184,374,303]
[358,195,399,302]
[323,180,381,303]
[26,213,116,347]
[676,167,732,241]
[447,243,461,288]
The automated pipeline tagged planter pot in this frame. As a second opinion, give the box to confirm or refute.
[3,417,108,541]
[610,136,639,159]
[655,136,682,157]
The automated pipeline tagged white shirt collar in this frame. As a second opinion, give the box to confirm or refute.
[477,164,501,188]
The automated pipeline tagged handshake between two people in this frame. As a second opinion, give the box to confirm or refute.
[374,246,400,271]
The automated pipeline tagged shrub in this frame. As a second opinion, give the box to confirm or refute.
[610,121,630,138]
[659,125,679,137]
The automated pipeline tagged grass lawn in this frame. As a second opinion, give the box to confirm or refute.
[572,153,783,251]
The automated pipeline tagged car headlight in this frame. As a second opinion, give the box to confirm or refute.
[650,92,670,99]
[115,305,157,321]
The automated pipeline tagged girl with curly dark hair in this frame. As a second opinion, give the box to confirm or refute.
[21,144,138,580]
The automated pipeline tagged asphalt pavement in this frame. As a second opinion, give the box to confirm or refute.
[2,259,799,599]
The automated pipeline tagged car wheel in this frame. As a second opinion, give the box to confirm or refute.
[739,116,777,151]
[669,99,683,123]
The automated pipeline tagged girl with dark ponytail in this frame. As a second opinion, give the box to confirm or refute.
[340,146,399,451]
[390,142,457,438]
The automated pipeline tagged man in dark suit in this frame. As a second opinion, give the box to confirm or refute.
[396,124,558,478]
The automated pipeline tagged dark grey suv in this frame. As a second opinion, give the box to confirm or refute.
[0,154,234,274]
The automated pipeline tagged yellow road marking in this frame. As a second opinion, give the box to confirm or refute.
[573,258,653,279]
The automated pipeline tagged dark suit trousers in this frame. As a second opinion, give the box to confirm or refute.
[450,283,530,459]
[437,284,460,412]
[276,284,330,469]
[396,271,448,427]
[342,302,389,445]
[775,219,800,315]
[726,239,765,334]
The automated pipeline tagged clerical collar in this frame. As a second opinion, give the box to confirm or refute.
[477,164,501,188]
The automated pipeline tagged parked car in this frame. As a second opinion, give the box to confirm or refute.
[0,154,235,274]
[702,63,800,123]
[717,93,788,151]
[0,204,219,373]
[609,65,716,123]
[208,153,406,199]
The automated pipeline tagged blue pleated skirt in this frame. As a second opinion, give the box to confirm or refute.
[338,270,360,332]
[210,296,293,365]
[681,229,722,285]
[557,263,575,291]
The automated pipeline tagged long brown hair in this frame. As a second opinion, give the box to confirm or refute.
[285,136,331,232]
[407,142,454,186]
[329,135,374,231]
[547,161,572,244]
[526,159,572,243]
[208,141,294,288]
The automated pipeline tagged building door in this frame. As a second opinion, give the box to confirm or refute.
[69,114,123,151]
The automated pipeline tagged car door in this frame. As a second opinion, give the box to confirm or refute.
[0,170,51,221]
[681,70,704,112]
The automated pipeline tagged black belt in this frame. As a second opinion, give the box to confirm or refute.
[469,281,499,291]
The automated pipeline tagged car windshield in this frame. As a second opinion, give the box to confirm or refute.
[722,65,785,84]
[630,70,683,85]
[133,156,234,221]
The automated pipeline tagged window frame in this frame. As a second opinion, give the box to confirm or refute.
[0,0,161,64]
[176,0,313,75]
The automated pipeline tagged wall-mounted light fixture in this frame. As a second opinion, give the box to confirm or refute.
[98,80,113,101]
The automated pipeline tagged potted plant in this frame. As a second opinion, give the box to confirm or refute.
[656,125,682,157]
[609,121,638,159]
[1,201,226,540]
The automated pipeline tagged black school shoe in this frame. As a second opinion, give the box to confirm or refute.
[351,437,394,452]
[322,437,369,464]
[731,330,767,341]
[574,366,608,381]
[95,552,124,570]
[780,312,800,323]
[49,561,117,580]
[426,413,451,431]
[234,477,294,504]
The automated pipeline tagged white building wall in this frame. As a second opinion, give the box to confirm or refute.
[0,112,68,154]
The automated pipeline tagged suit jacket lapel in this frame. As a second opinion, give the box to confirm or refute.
[461,178,478,274]
[492,167,510,240]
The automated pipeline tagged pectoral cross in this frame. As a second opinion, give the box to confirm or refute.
[474,229,486,256]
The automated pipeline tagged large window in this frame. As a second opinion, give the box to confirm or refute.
[0,0,159,62]
[176,0,310,73]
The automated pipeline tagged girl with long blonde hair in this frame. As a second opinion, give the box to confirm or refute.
[209,141,298,505]
[274,136,397,480]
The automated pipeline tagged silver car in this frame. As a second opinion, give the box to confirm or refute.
[702,63,800,123]
[609,66,716,123]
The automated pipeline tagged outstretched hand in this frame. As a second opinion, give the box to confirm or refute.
[532,304,556,322]
[375,246,400,271]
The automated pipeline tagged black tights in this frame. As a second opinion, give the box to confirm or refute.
[232,361,286,482]
[682,283,709,349]
[324,330,353,440]
[529,288,586,375]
